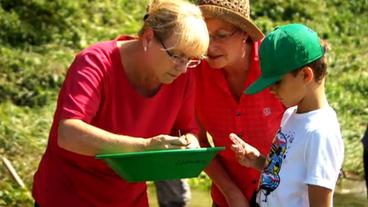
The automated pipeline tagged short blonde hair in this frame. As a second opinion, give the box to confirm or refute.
[140,0,209,59]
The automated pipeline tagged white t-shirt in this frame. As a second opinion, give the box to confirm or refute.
[256,106,344,207]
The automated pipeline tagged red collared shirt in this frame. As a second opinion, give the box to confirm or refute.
[195,41,285,207]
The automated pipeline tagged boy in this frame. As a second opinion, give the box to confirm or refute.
[230,24,344,207]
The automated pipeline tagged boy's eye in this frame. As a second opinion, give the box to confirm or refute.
[274,80,281,85]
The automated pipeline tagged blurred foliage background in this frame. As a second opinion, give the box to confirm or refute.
[0,0,367,206]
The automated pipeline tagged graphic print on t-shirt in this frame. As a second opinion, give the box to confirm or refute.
[258,130,288,202]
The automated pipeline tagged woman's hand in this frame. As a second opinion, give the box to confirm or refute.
[144,134,190,150]
[181,133,200,149]
[144,133,200,151]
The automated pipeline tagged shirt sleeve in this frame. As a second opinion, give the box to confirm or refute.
[172,70,199,136]
[59,50,107,123]
[303,130,343,190]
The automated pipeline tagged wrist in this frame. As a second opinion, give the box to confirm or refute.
[139,138,149,151]
[255,155,266,171]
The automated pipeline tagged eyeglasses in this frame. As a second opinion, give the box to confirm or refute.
[209,30,239,43]
[156,36,202,69]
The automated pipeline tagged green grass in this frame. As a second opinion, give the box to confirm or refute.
[334,193,368,207]
[148,182,212,207]
[147,179,368,207]
[0,101,55,206]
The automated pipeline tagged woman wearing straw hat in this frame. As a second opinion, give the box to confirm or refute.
[194,0,285,206]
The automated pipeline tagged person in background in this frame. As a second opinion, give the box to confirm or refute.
[362,124,368,199]
[155,179,191,207]
[194,0,285,206]
[232,23,344,207]
[32,0,209,206]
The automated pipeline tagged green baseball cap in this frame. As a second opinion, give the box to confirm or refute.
[244,23,324,95]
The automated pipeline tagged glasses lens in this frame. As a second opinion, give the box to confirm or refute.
[210,30,239,42]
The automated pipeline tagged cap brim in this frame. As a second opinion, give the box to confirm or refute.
[244,75,283,95]
[199,5,264,41]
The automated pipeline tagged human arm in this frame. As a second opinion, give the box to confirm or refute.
[197,127,249,207]
[58,119,190,156]
[55,47,193,156]
[308,185,333,207]
[230,133,266,171]
[303,128,343,207]
[205,158,250,207]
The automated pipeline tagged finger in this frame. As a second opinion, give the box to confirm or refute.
[179,135,190,145]
[236,153,244,161]
[230,134,246,151]
[161,135,181,142]
[159,135,185,145]
[172,138,189,146]
[157,135,180,149]
[178,133,198,146]
[229,133,244,146]
[163,142,184,150]
[231,144,241,153]
[232,145,246,161]
[187,137,200,149]
[230,133,252,152]
[167,136,189,146]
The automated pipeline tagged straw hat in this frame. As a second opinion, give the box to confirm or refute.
[198,0,264,41]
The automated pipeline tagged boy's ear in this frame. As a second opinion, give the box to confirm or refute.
[302,67,314,83]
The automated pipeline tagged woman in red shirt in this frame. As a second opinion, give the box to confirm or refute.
[195,0,285,206]
[32,0,209,206]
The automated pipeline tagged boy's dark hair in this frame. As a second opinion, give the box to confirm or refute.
[291,39,328,83]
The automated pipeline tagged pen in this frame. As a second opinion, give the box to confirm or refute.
[178,129,190,145]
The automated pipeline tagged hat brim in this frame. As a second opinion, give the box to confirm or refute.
[199,5,264,41]
[244,75,283,95]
